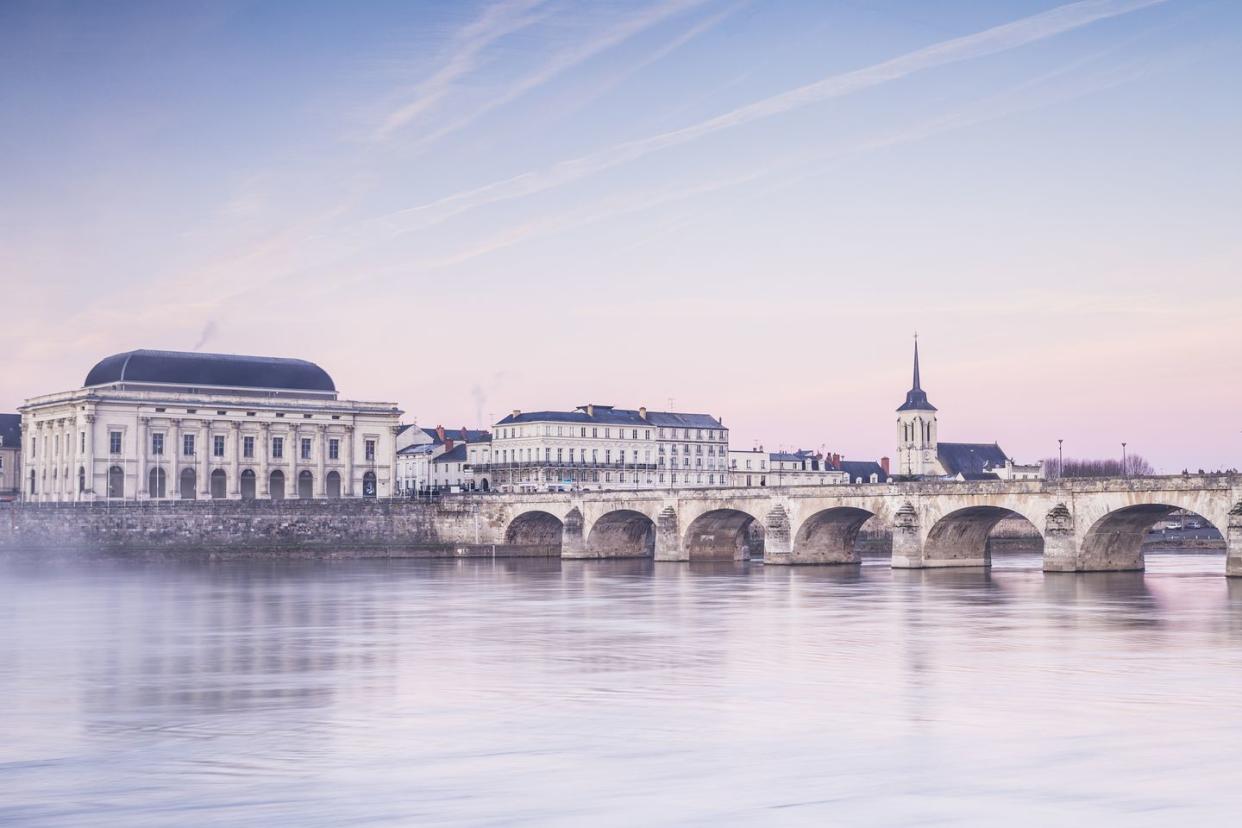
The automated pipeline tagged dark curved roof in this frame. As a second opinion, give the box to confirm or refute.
[937,442,1007,476]
[84,349,336,392]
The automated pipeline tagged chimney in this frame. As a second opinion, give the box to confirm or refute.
[880,456,891,475]
[586,404,595,417]
[639,406,647,419]
[444,438,454,452]
[512,409,520,418]
[460,426,469,441]
[436,425,446,442]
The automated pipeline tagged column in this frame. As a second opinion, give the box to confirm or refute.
[168,418,180,498]
[288,426,298,497]
[83,414,96,501]
[259,423,270,496]
[198,421,210,497]
[344,425,355,496]
[230,422,241,497]
[316,424,326,497]
[137,416,148,499]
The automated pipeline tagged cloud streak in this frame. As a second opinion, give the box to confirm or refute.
[382,0,1168,233]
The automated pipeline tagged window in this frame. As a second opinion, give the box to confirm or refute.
[243,436,255,458]
[272,437,284,459]
[81,432,85,452]
[183,434,195,456]
[329,439,339,460]
[301,438,312,460]
[214,435,226,457]
[365,440,375,461]
[109,431,122,454]
[152,433,164,456]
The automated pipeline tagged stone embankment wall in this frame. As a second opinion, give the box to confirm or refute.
[0,501,542,560]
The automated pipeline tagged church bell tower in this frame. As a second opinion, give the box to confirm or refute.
[896,337,938,477]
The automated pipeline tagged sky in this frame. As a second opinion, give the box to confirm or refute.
[2,0,1240,472]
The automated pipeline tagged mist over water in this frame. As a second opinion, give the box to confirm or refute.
[2,552,1241,826]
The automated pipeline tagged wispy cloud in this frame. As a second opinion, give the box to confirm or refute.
[374,0,549,141]
[381,0,1168,233]
[403,0,712,152]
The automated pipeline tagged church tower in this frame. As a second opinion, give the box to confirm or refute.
[896,338,938,477]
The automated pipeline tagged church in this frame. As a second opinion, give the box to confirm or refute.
[895,341,1043,481]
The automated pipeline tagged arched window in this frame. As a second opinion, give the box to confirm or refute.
[107,466,124,499]
[298,470,313,499]
[149,467,166,499]
[362,471,377,498]
[30,469,36,495]
[210,469,227,499]
[78,467,85,493]
[269,469,285,500]
[326,471,341,499]
[240,469,256,500]
[180,468,197,500]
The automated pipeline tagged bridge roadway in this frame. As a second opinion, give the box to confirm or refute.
[482,474,1242,575]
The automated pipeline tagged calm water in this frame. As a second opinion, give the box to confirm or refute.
[3,552,1242,827]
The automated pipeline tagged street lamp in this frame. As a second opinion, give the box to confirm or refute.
[1121,442,1128,478]
[1057,439,1063,480]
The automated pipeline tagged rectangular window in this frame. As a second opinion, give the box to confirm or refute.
[243,436,255,458]
[301,438,312,460]
[152,433,164,456]
[109,431,122,454]
[81,432,85,452]
[328,439,339,460]
[365,440,375,461]
[214,435,225,457]
[183,434,195,457]
[272,437,283,459]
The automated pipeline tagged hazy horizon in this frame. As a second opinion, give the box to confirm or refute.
[3,0,1240,472]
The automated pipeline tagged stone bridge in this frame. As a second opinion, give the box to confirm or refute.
[487,475,1242,575]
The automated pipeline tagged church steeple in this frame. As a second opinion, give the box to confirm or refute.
[896,336,936,412]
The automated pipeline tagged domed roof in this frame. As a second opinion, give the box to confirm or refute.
[84,349,336,393]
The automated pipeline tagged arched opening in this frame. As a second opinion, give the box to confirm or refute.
[326,471,341,498]
[240,469,256,500]
[1081,505,1223,572]
[77,466,85,493]
[586,510,656,558]
[269,469,285,500]
[480,478,490,492]
[684,508,762,561]
[149,467,166,499]
[923,506,1043,567]
[210,469,227,499]
[362,471,377,498]
[107,466,124,499]
[298,470,314,499]
[179,468,196,500]
[792,507,877,564]
[505,511,564,556]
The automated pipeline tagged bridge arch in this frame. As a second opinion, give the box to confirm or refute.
[792,507,877,565]
[683,508,763,561]
[505,510,565,556]
[923,505,1044,567]
[586,509,656,558]
[1080,504,1224,572]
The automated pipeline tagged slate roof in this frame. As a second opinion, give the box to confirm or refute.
[936,442,1008,476]
[84,350,336,393]
[432,444,468,464]
[496,405,722,429]
[0,414,21,450]
[959,471,1001,481]
[423,427,491,445]
[839,460,889,483]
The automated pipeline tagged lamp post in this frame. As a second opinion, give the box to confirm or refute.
[1057,439,1063,480]
[1121,442,1128,478]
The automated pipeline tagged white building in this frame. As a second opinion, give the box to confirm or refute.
[729,448,858,487]
[486,404,729,493]
[20,349,402,501]
[395,425,491,495]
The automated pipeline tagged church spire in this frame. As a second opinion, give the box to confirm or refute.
[896,335,936,412]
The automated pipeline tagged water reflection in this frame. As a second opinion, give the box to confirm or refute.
[1,552,1241,826]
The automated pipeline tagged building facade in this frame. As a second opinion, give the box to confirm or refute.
[0,414,20,500]
[20,349,401,501]
[485,405,729,493]
[395,425,491,495]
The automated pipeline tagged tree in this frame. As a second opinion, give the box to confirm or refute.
[1042,455,1154,480]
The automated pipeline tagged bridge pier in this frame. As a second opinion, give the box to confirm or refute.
[560,507,587,558]
[654,506,685,561]
[759,505,794,564]
[1227,503,1242,577]
[1042,504,1079,572]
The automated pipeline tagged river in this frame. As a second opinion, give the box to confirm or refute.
[2,551,1241,826]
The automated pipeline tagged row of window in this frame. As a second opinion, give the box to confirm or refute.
[98,432,376,462]
[497,425,725,442]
